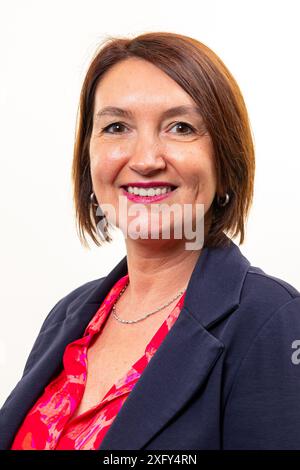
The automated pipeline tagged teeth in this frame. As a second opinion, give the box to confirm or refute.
[125,186,173,196]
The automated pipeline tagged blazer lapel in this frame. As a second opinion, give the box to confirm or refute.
[98,308,224,450]
[98,239,251,450]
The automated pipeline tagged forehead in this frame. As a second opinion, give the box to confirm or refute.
[93,57,198,115]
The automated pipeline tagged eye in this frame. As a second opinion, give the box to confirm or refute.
[101,121,195,135]
[102,122,128,134]
[169,122,195,135]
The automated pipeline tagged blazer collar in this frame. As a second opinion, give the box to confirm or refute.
[85,234,250,330]
[183,237,251,328]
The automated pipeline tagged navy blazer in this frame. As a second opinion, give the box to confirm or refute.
[1,236,300,450]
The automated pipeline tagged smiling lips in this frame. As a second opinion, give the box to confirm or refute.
[120,181,178,203]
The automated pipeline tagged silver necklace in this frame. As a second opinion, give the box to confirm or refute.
[112,281,187,324]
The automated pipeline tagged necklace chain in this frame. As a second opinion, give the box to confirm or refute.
[111,280,187,324]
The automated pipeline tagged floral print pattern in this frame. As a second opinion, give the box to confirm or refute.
[11,274,186,450]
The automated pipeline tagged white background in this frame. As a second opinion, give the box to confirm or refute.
[0,0,299,407]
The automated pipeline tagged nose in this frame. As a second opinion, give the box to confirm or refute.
[128,135,167,175]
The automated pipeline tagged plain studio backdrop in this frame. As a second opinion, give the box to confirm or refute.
[0,0,299,407]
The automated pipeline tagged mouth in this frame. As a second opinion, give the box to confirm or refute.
[120,184,178,203]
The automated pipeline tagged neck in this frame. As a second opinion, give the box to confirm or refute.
[123,238,202,308]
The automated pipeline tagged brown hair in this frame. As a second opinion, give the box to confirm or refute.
[72,31,255,248]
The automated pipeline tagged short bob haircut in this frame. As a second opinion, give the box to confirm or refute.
[72,31,255,249]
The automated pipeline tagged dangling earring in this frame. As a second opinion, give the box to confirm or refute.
[89,191,110,241]
[90,191,98,207]
[217,192,230,207]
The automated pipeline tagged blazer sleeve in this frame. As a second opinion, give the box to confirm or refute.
[222,296,300,450]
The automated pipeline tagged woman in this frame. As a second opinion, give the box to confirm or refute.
[1,32,299,451]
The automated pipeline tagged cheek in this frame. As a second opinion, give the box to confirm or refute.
[187,157,217,196]
[90,158,109,186]
[90,143,125,184]
[182,156,216,192]
[198,165,217,194]
[195,146,217,193]
[207,159,217,192]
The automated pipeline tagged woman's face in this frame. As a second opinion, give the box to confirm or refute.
[89,57,217,246]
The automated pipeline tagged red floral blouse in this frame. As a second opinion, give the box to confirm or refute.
[11,274,186,450]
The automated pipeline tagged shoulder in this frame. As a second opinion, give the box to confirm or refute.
[231,265,300,359]
[18,276,106,378]
[244,264,299,301]
[241,264,300,353]
[239,264,300,337]
[38,276,106,333]
[234,264,300,335]
[218,262,300,395]
[220,266,300,449]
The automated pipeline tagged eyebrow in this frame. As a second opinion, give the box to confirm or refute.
[94,105,203,121]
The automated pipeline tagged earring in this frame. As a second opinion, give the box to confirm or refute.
[90,191,110,241]
[217,192,230,207]
[90,192,98,207]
